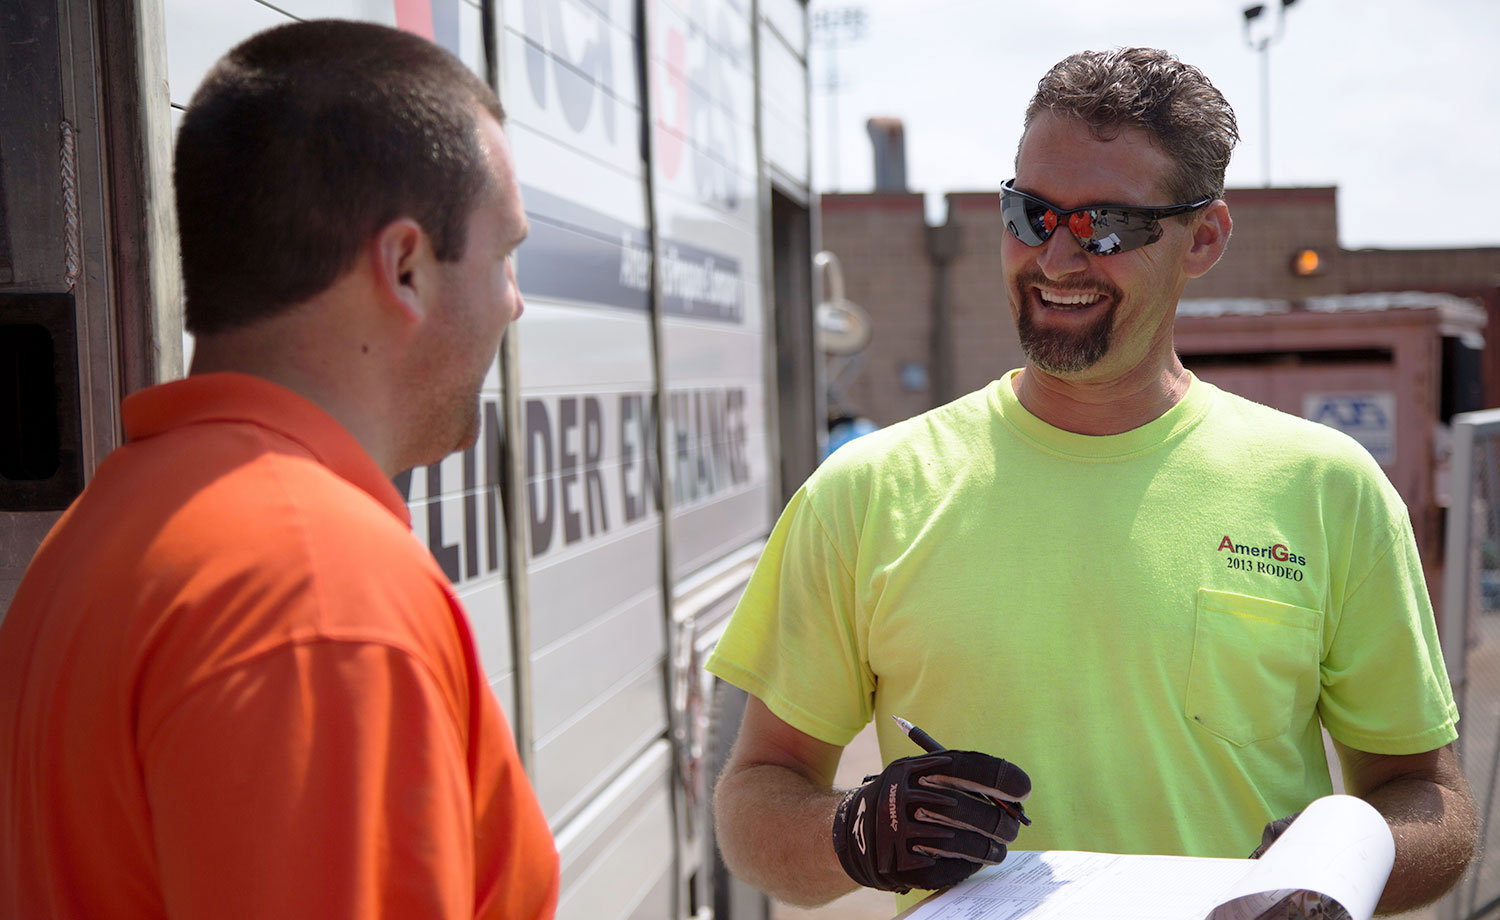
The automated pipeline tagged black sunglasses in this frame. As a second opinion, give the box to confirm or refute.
[999,179,1213,256]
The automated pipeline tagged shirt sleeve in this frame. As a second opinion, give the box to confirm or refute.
[1319,506,1459,755]
[706,481,876,746]
[143,639,477,919]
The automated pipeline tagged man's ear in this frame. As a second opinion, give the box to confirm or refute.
[370,218,433,324]
[1183,201,1232,279]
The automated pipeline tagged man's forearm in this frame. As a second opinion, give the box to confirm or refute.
[1366,774,1478,914]
[713,761,858,906]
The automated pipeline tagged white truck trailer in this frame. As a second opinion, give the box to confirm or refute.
[0,0,820,916]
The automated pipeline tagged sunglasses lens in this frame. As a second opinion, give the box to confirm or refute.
[1076,208,1163,255]
[1001,189,1053,247]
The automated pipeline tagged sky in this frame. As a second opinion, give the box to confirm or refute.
[808,0,1500,250]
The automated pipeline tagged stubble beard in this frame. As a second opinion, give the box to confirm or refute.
[448,396,484,455]
[403,388,482,471]
[431,288,496,460]
[1013,274,1120,374]
[407,320,491,468]
[442,369,487,456]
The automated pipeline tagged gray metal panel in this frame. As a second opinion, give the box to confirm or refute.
[657,0,753,93]
[489,670,517,728]
[501,0,639,108]
[758,21,810,190]
[164,1,290,108]
[100,0,184,392]
[528,525,661,648]
[502,0,637,36]
[759,0,806,55]
[648,0,776,597]
[534,665,667,824]
[504,0,668,844]
[679,547,758,642]
[508,120,646,223]
[510,304,656,391]
[649,0,759,231]
[501,27,642,165]
[457,579,516,714]
[663,322,765,378]
[554,740,676,920]
[1437,410,1500,920]
[626,873,675,920]
[529,589,665,736]
[163,0,485,112]
[671,483,769,580]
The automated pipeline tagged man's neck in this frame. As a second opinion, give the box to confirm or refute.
[189,317,402,476]
[1011,358,1192,436]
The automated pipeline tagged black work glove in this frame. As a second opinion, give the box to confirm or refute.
[1249,815,1349,920]
[1250,811,1302,859]
[830,750,1031,893]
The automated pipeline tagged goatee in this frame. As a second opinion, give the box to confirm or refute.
[1013,275,1120,374]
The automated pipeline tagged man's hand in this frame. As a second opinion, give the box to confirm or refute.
[1249,811,1301,859]
[830,750,1030,893]
[1250,814,1354,918]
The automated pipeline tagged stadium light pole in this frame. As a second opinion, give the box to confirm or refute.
[1242,0,1298,187]
[812,6,868,192]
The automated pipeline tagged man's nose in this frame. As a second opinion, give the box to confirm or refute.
[509,259,525,320]
[1035,227,1089,279]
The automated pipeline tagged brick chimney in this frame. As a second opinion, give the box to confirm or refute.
[866,117,907,193]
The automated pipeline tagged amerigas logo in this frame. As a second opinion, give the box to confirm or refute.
[853,797,868,854]
[1218,535,1310,582]
[1217,535,1307,566]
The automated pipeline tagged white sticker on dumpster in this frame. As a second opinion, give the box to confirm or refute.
[1303,392,1396,466]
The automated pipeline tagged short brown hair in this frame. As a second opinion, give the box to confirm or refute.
[1023,48,1238,202]
[174,20,505,334]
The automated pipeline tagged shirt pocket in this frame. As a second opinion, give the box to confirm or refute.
[1184,589,1322,747]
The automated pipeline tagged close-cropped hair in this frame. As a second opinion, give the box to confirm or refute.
[1023,47,1239,204]
[174,19,506,334]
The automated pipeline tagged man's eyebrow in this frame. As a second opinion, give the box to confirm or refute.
[507,223,530,251]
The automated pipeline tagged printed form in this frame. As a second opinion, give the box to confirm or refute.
[899,795,1394,920]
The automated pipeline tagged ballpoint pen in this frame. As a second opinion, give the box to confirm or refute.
[893,715,1031,826]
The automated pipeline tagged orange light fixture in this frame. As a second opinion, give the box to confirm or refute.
[1291,248,1322,276]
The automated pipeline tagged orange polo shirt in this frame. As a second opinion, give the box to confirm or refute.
[0,373,558,919]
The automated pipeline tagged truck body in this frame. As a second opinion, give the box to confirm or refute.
[0,0,818,916]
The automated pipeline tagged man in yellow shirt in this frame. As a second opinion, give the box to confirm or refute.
[707,47,1476,916]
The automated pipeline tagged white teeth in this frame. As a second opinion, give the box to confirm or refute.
[1038,289,1102,307]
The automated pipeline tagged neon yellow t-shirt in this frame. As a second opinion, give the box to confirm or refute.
[706,371,1456,912]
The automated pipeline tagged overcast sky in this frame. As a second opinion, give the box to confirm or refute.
[808,0,1500,250]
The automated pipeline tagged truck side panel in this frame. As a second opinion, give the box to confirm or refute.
[498,1,676,916]
[5,0,811,916]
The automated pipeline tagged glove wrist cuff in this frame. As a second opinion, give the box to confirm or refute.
[831,786,907,893]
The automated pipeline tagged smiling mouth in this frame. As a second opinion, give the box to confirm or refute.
[1036,287,1105,309]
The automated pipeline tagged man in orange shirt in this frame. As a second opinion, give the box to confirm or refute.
[0,20,557,919]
